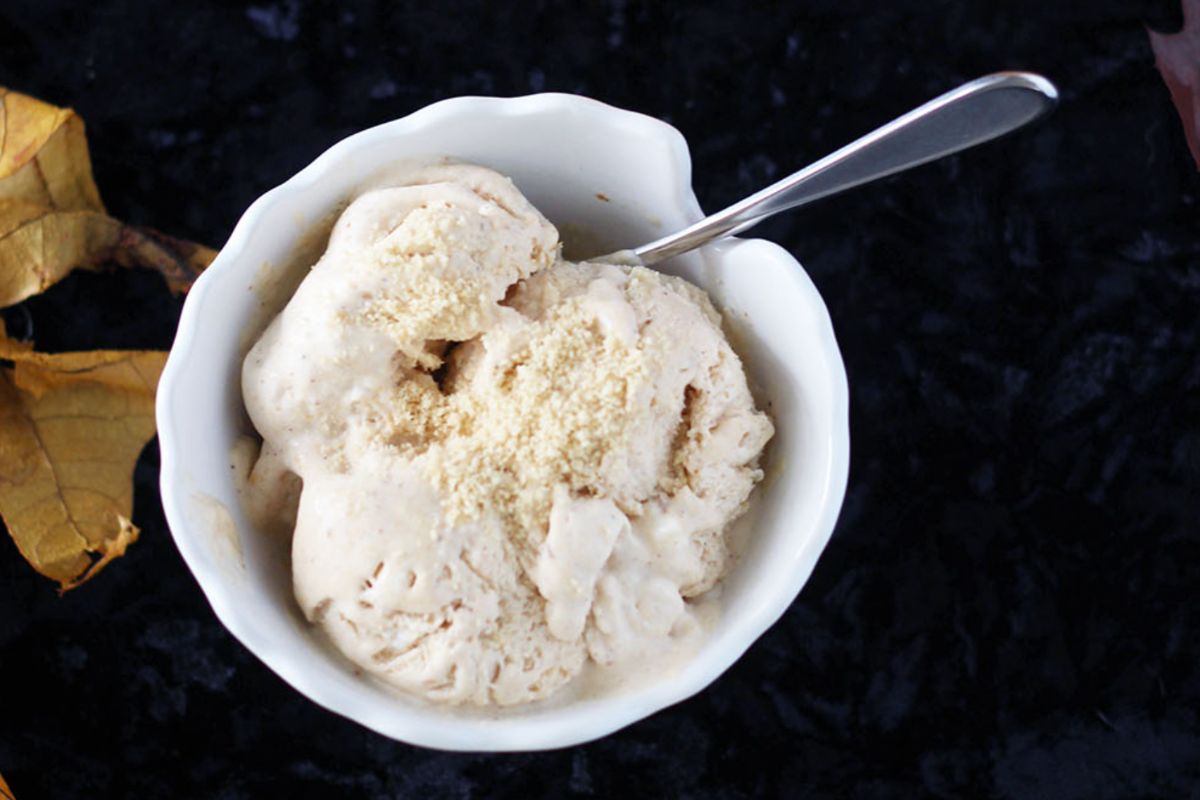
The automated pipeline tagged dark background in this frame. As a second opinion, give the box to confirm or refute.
[1,1,1198,797]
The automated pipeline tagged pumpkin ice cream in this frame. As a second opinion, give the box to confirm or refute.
[241,162,773,705]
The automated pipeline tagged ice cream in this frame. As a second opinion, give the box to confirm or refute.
[241,162,773,706]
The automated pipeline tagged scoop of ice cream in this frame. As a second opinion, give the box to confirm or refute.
[243,161,558,474]
[476,261,774,664]
[289,453,586,705]
[241,162,773,706]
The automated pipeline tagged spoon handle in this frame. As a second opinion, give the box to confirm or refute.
[630,71,1058,265]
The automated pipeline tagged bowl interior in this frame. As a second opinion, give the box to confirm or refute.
[158,95,848,750]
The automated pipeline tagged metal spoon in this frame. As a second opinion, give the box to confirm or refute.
[599,71,1058,266]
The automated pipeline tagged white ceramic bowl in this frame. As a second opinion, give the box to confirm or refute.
[156,94,849,751]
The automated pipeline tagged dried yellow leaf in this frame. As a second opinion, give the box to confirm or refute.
[0,320,165,590]
[0,201,215,304]
[0,87,216,307]
[0,202,120,306]
[0,770,12,800]
[0,87,104,213]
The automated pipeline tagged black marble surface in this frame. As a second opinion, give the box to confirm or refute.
[1,1,1198,797]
